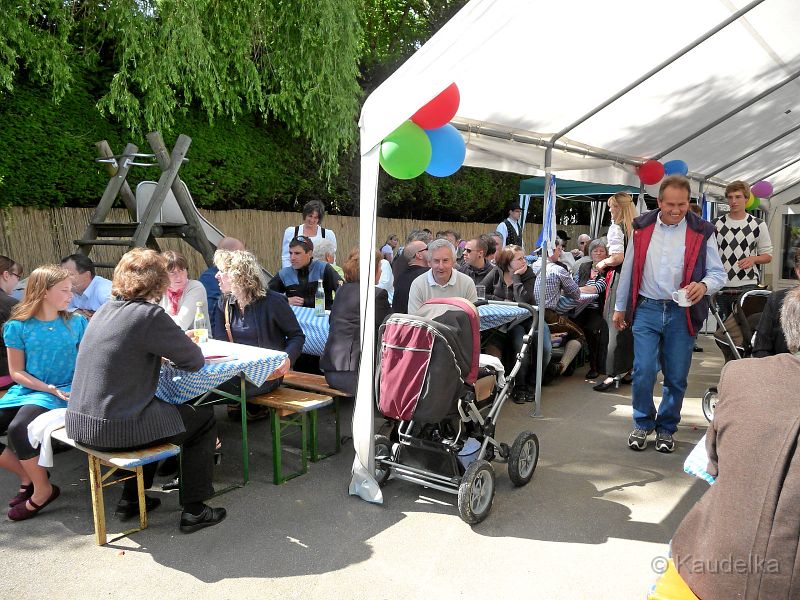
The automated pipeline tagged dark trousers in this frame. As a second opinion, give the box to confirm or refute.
[84,404,217,506]
[0,404,49,460]
[574,309,605,372]
[715,284,757,321]
[324,370,357,396]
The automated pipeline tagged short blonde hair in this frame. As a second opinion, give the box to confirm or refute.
[214,250,266,305]
[112,249,169,302]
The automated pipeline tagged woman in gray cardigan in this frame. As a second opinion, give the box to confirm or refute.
[66,248,226,534]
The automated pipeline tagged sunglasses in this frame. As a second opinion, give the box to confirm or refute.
[295,235,311,242]
[463,248,473,254]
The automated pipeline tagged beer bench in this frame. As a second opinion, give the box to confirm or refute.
[281,371,348,458]
[248,387,333,485]
[50,427,180,546]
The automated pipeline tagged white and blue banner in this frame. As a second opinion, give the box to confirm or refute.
[538,174,557,255]
[701,192,712,221]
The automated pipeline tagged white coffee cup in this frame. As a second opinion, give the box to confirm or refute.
[671,288,692,307]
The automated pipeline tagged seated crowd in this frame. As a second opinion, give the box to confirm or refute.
[2,183,794,586]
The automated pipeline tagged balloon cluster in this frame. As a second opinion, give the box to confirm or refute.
[379,83,466,179]
[636,159,689,185]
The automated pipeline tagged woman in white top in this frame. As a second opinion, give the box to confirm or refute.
[377,257,394,303]
[280,200,337,268]
[158,251,209,330]
[593,192,637,392]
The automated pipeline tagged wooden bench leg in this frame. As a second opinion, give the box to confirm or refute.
[88,455,106,546]
[136,466,147,531]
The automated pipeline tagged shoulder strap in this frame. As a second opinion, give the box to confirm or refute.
[224,298,234,343]
[294,225,300,238]
[321,227,326,238]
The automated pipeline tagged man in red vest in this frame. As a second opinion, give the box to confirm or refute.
[612,175,726,453]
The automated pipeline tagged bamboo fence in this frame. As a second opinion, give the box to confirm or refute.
[0,207,589,279]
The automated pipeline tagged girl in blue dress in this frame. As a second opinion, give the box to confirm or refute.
[1,265,87,520]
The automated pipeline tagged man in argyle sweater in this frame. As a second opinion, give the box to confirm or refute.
[712,180,772,321]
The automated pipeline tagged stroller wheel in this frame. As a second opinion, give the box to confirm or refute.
[457,460,496,524]
[373,435,393,486]
[508,431,539,487]
[702,388,718,422]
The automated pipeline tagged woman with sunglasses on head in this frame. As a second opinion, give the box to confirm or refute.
[480,245,551,403]
[1,265,88,520]
[0,256,22,391]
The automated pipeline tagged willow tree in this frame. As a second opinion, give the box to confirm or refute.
[0,0,362,177]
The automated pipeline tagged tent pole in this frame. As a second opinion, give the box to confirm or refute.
[653,69,800,159]
[547,0,765,148]
[532,148,554,417]
[704,123,800,178]
[750,155,800,184]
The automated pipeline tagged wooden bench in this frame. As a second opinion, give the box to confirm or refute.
[248,387,332,485]
[281,371,348,459]
[50,427,180,546]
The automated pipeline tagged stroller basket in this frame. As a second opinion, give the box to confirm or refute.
[376,298,479,424]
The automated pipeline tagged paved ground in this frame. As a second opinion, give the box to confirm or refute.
[0,334,724,600]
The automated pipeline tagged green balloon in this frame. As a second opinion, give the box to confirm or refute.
[379,121,432,179]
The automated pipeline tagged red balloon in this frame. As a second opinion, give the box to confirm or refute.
[411,83,460,129]
[637,160,665,185]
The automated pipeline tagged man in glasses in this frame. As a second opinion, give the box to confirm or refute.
[60,253,112,319]
[392,241,430,314]
[269,236,342,309]
[458,237,492,285]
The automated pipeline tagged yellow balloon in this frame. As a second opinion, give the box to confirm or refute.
[745,192,756,209]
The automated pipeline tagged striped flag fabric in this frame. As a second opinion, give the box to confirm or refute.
[539,174,557,255]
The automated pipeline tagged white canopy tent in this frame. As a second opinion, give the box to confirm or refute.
[351,0,800,502]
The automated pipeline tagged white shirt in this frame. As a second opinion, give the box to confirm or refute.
[376,259,394,302]
[280,224,337,268]
[496,217,522,248]
[615,213,727,312]
[68,275,112,312]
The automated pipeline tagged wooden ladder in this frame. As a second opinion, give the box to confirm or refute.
[74,131,215,269]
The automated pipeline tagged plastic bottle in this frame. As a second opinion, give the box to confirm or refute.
[193,301,208,343]
[314,279,325,316]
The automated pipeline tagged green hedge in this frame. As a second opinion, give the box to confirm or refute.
[0,69,586,224]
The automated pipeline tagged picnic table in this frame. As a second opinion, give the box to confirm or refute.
[157,339,288,486]
[291,303,531,356]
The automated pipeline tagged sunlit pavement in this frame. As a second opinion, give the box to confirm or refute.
[0,334,724,600]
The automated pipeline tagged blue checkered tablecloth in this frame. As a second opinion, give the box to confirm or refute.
[157,339,288,404]
[292,306,330,356]
[683,433,716,485]
[291,303,531,356]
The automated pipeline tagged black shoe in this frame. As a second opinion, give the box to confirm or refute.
[692,345,703,353]
[593,378,619,392]
[619,374,633,385]
[179,505,227,533]
[245,404,270,421]
[585,370,600,380]
[157,455,179,477]
[115,495,161,521]
[162,477,180,491]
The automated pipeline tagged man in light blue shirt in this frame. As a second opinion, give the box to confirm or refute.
[61,254,112,318]
[612,176,726,453]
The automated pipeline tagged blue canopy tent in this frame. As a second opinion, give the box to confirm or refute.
[518,177,641,240]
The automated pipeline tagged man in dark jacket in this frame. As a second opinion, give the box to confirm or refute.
[392,241,429,314]
[458,237,493,284]
[753,247,800,357]
[269,236,342,309]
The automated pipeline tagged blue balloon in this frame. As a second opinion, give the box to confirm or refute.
[424,124,466,177]
[663,159,689,176]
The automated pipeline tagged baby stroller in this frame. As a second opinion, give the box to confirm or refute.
[374,297,540,524]
[701,289,771,421]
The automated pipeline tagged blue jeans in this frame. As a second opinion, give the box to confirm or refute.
[631,297,696,434]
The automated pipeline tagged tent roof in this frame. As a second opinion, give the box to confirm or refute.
[519,176,640,197]
[360,0,800,200]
